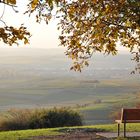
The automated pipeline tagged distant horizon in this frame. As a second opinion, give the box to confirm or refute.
[0,46,130,55]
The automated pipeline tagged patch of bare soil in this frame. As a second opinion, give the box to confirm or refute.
[27,129,108,140]
[30,132,107,140]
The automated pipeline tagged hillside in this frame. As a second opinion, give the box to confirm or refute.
[0,48,139,124]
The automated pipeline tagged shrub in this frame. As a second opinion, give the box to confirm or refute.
[0,108,82,131]
[0,109,32,131]
[28,108,50,129]
[45,108,82,127]
[28,108,82,128]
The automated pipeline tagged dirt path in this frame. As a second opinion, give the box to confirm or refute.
[22,128,140,140]
[97,132,140,138]
[29,132,108,140]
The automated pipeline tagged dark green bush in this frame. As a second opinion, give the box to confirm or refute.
[29,108,82,129]
[0,108,82,131]
[28,109,49,129]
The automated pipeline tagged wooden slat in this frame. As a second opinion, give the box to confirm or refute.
[122,109,140,121]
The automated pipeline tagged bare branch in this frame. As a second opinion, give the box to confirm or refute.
[0,3,5,20]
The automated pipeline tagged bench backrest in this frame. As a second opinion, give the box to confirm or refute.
[121,108,140,121]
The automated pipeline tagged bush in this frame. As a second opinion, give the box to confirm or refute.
[28,108,82,128]
[0,108,82,131]
[0,109,32,131]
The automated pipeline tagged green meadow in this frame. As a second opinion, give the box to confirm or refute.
[0,124,140,140]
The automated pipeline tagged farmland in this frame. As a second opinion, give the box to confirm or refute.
[0,48,140,124]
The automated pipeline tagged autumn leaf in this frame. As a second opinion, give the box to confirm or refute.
[31,0,39,9]
[6,0,16,5]
[24,38,29,44]
[92,0,97,4]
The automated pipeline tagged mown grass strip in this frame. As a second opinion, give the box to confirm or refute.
[0,123,140,140]
[65,123,140,132]
[0,128,62,140]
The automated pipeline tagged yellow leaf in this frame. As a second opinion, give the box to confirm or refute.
[31,0,39,9]
[24,38,29,44]
[93,0,97,4]
[7,0,16,4]
[71,54,75,59]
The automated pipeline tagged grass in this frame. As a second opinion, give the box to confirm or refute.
[69,123,140,132]
[0,128,62,140]
[0,123,140,140]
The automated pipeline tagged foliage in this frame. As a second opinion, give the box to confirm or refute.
[27,0,140,72]
[0,108,82,131]
[0,108,33,131]
[0,25,30,46]
[29,108,82,129]
[0,0,140,72]
[0,1,30,46]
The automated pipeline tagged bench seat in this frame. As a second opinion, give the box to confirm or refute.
[115,108,140,137]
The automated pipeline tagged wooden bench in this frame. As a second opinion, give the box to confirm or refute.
[115,108,140,137]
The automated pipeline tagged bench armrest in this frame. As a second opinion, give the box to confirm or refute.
[115,120,122,123]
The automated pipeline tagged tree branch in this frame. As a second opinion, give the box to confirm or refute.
[0,0,17,7]
[0,3,5,20]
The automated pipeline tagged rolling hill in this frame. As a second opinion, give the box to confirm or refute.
[0,48,139,124]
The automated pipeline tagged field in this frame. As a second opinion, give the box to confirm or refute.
[0,48,140,125]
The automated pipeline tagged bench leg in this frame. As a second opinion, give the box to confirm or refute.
[124,123,126,138]
[118,123,120,137]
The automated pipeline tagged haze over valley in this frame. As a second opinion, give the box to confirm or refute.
[0,48,139,124]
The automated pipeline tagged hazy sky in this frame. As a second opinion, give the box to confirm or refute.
[0,1,129,53]
[0,0,60,49]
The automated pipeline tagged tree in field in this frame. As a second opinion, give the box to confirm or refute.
[0,0,140,72]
